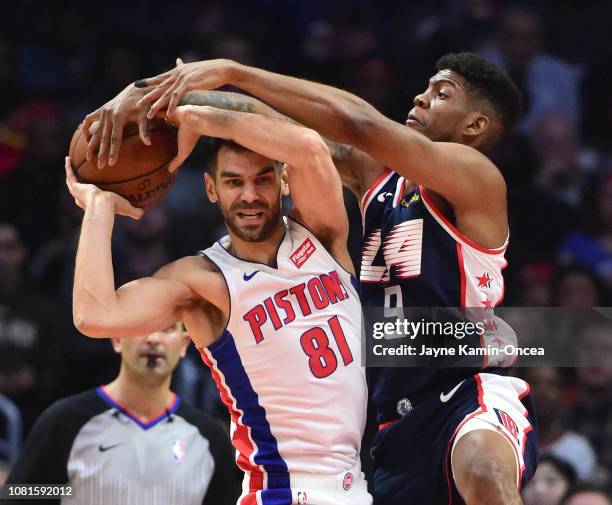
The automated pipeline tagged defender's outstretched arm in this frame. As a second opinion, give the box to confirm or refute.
[140,60,504,209]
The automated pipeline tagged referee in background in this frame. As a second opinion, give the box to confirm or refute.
[4,322,239,505]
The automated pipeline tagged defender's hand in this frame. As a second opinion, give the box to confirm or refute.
[64,157,144,219]
[165,106,207,173]
[137,58,234,121]
[81,84,153,169]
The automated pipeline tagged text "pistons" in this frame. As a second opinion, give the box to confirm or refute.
[243,271,350,343]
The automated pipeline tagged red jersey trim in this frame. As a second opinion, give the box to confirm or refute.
[456,243,467,310]
[393,176,405,207]
[419,186,508,255]
[360,167,393,213]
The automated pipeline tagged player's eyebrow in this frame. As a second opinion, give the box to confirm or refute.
[220,166,276,178]
[219,170,242,178]
[255,166,276,176]
[429,70,467,89]
[428,77,457,87]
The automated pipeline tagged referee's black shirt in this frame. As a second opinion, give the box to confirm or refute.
[5,388,239,505]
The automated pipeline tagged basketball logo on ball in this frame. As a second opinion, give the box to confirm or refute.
[68,119,178,208]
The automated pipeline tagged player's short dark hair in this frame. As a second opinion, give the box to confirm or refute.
[436,52,522,133]
[205,138,248,175]
[560,483,612,505]
[205,138,282,176]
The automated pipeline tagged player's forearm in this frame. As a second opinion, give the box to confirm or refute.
[223,65,450,188]
[72,195,120,337]
[179,90,287,121]
[180,90,357,166]
[227,62,380,148]
[196,107,329,169]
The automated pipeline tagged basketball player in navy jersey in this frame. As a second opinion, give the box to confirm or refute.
[67,104,373,505]
[84,52,537,504]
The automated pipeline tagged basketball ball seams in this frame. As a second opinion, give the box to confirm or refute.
[76,157,175,185]
[72,127,174,175]
[96,172,177,208]
[133,190,170,209]
[68,121,177,208]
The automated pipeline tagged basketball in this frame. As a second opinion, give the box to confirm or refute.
[68,120,178,208]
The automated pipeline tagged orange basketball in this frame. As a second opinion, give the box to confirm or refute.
[68,120,178,208]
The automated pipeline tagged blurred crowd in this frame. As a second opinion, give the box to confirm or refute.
[0,0,611,502]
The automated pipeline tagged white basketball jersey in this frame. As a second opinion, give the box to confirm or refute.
[198,218,367,487]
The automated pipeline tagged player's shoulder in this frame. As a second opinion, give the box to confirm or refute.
[156,254,224,280]
[439,142,507,197]
[442,142,503,176]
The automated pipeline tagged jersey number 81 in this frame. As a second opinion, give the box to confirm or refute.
[300,315,354,378]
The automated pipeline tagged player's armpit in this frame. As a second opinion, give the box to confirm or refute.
[154,255,230,319]
[324,141,385,199]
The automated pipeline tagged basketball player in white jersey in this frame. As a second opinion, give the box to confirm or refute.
[66,104,371,505]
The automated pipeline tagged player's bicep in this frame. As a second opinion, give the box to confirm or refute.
[78,260,197,338]
[359,118,503,208]
[423,142,507,209]
[111,275,194,337]
[287,134,349,241]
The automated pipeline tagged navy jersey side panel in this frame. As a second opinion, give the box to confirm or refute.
[360,170,504,411]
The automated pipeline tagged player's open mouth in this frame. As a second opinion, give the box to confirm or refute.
[237,211,264,221]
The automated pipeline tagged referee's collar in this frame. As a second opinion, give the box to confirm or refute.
[96,385,180,430]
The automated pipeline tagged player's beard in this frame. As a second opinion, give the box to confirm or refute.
[222,197,283,242]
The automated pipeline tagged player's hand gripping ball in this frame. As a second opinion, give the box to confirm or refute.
[68,119,178,208]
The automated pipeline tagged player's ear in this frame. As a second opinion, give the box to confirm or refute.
[463,112,490,141]
[204,172,218,203]
[179,325,190,358]
[111,338,122,354]
[179,334,190,358]
[280,164,290,197]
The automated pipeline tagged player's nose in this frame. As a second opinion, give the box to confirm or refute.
[240,181,258,203]
[413,92,428,109]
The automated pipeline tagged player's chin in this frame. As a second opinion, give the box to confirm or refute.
[237,226,269,242]
[405,119,425,132]
[232,217,272,241]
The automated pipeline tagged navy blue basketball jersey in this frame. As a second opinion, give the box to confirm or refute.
[359,168,509,414]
